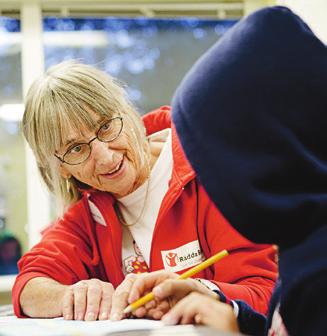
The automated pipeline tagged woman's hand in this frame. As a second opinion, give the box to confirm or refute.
[110,270,218,320]
[162,292,239,333]
[20,277,114,320]
[62,278,114,321]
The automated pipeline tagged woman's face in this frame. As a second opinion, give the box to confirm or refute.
[57,115,144,198]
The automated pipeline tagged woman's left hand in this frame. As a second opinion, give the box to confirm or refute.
[162,292,240,333]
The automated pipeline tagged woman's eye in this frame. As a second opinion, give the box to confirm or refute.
[70,145,82,153]
[101,121,111,132]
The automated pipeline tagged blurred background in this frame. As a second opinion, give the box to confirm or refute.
[0,0,326,304]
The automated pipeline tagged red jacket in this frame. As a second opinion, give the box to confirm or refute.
[13,106,277,317]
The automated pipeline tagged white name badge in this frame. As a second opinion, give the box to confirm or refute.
[161,240,205,272]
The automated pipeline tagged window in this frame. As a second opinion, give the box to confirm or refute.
[43,17,236,113]
[0,17,25,274]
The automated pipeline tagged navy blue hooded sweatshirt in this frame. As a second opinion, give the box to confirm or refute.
[172,6,327,336]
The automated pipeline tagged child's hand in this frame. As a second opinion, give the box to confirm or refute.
[127,270,218,319]
[162,292,239,333]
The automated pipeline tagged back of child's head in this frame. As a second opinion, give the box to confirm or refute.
[172,6,327,250]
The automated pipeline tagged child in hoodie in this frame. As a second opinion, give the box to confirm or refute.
[123,6,327,336]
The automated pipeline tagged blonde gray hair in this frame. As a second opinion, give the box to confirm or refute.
[22,60,149,214]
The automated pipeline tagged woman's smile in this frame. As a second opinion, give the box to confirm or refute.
[99,156,126,180]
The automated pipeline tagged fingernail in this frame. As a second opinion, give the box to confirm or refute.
[162,314,177,325]
[153,286,163,297]
[100,312,108,320]
[194,314,202,324]
[64,314,72,320]
[86,312,96,321]
[110,312,121,321]
[77,314,84,321]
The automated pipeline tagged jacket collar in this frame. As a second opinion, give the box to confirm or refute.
[143,105,195,188]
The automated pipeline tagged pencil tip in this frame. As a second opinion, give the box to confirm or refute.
[123,306,132,314]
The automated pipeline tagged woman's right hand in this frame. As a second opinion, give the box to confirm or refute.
[62,278,114,320]
[20,277,114,320]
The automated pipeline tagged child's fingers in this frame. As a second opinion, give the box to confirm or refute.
[163,292,240,333]
[128,271,177,303]
[132,306,147,318]
[153,279,196,300]
[144,299,156,310]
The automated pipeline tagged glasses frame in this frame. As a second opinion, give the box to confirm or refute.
[54,116,123,165]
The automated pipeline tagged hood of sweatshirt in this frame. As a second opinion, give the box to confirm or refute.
[172,6,327,251]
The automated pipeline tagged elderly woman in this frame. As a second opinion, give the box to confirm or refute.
[13,61,277,321]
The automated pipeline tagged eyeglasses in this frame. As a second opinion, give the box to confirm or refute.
[55,116,123,165]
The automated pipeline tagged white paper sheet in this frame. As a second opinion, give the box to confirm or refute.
[0,316,163,335]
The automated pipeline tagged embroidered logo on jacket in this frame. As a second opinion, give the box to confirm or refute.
[161,240,205,272]
[165,252,178,267]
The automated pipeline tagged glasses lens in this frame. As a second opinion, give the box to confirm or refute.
[64,144,91,165]
[98,117,122,142]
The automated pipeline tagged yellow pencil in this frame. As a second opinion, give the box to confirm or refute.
[123,249,229,314]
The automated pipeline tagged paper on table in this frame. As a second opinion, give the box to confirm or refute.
[0,316,163,336]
